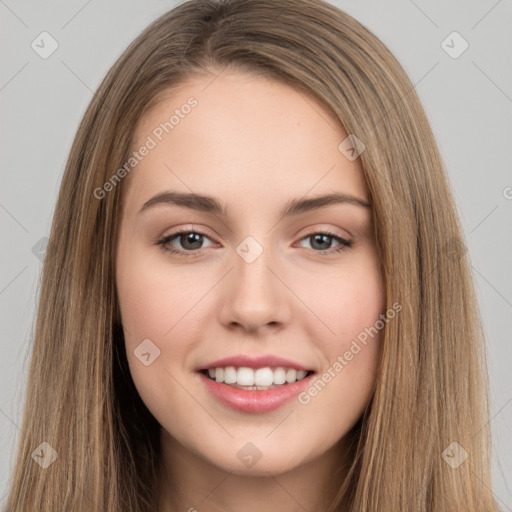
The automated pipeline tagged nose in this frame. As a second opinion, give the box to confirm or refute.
[218,242,292,335]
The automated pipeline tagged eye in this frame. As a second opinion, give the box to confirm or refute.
[156,227,215,257]
[155,228,353,258]
[297,230,353,254]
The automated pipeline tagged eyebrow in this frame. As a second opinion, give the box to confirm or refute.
[138,191,371,219]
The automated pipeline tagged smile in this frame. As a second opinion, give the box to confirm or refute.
[196,354,316,412]
[201,366,313,389]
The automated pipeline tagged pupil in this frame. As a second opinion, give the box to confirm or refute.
[182,233,202,250]
[312,234,331,250]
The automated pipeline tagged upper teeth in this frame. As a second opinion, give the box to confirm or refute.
[207,367,308,386]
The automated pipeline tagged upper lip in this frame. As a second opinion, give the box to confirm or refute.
[199,355,314,372]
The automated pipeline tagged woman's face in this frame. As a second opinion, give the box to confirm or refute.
[116,70,385,476]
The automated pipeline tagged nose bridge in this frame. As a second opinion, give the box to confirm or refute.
[220,233,290,331]
[233,234,279,297]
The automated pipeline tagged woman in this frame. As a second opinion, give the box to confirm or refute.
[4,0,501,510]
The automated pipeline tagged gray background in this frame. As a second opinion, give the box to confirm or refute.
[1,0,511,508]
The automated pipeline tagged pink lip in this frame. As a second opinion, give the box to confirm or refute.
[197,371,315,413]
[199,354,312,371]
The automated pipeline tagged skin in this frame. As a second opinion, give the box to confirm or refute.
[115,69,385,512]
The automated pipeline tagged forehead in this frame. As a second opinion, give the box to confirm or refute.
[123,71,368,215]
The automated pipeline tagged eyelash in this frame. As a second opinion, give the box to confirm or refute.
[155,227,353,258]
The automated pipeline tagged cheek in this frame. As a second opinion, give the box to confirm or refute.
[116,240,198,338]
[115,240,209,381]
[297,251,384,419]
[306,253,385,353]
[115,247,200,428]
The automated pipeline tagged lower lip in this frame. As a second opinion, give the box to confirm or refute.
[197,371,315,413]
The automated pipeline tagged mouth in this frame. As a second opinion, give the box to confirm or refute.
[197,365,316,413]
[198,366,316,391]
[196,354,317,412]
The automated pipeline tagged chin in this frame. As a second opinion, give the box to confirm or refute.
[199,441,309,476]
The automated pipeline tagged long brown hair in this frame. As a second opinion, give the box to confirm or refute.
[4,0,501,510]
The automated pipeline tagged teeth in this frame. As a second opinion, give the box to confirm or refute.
[205,366,311,386]
[237,367,255,386]
[254,368,273,387]
[224,366,237,384]
[286,368,297,383]
[273,367,286,385]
